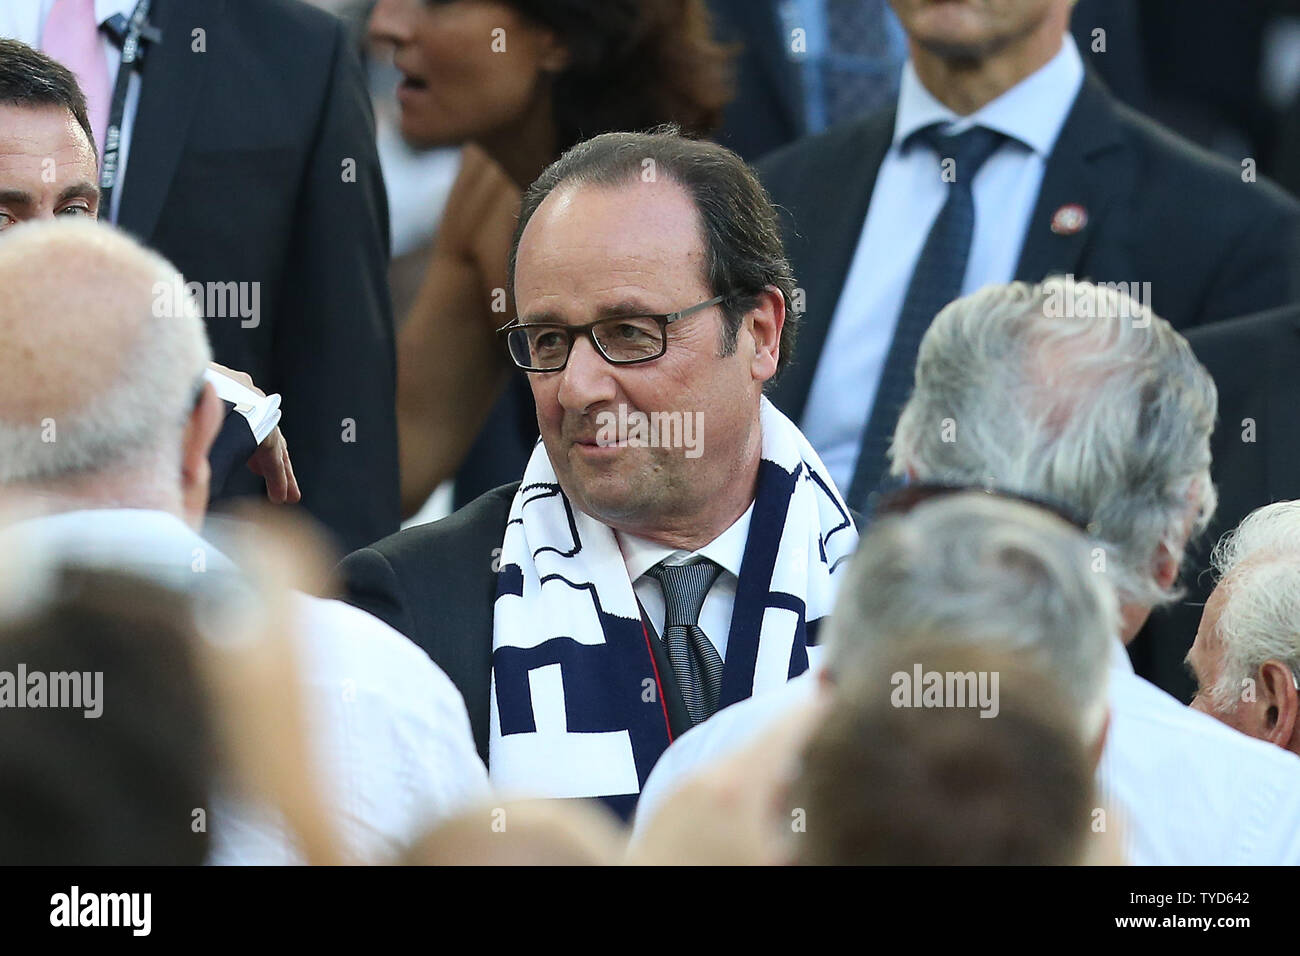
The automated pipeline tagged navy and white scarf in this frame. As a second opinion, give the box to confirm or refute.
[489,398,857,817]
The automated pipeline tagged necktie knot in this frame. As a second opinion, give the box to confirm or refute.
[646,559,721,630]
[912,123,1008,182]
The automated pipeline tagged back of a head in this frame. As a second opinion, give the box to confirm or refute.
[0,220,211,497]
[0,566,217,864]
[793,642,1095,865]
[404,800,626,866]
[824,492,1115,743]
[507,0,733,150]
[890,278,1218,609]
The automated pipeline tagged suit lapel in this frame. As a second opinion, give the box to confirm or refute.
[1015,73,1126,283]
[117,0,223,240]
[769,108,895,423]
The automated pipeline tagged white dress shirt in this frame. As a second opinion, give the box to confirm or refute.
[3,508,491,864]
[800,36,1085,490]
[1,0,143,223]
[616,504,753,662]
[1099,638,1300,865]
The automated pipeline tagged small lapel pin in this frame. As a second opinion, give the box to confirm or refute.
[1051,203,1088,236]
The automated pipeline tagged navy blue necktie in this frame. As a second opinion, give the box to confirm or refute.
[647,560,724,725]
[846,123,1008,509]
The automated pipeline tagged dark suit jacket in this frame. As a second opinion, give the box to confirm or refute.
[118,0,399,553]
[1131,305,1300,699]
[340,482,865,763]
[756,73,1300,427]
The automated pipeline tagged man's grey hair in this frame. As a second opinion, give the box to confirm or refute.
[0,223,212,487]
[1205,500,1300,710]
[890,277,1218,610]
[823,492,1117,742]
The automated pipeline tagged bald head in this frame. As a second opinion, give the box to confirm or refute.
[0,220,211,492]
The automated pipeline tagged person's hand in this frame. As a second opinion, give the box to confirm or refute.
[207,362,302,504]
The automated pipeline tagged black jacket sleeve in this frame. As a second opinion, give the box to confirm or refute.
[273,17,400,554]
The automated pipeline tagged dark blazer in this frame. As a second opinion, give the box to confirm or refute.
[756,73,1300,427]
[1131,304,1300,699]
[118,0,399,553]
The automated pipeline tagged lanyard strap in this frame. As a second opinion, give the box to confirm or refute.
[99,0,153,221]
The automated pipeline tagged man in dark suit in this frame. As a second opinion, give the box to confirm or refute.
[0,37,299,505]
[340,131,859,816]
[755,0,1300,514]
[1134,305,1300,701]
[5,0,400,553]
[705,0,1146,163]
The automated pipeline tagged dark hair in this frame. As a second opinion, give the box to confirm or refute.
[792,642,1093,865]
[0,38,97,161]
[0,567,216,865]
[508,0,733,150]
[509,127,799,374]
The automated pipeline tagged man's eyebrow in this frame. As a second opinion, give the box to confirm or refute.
[0,189,34,208]
[56,181,99,205]
[519,299,662,325]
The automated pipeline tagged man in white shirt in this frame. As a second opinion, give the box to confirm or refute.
[636,491,1116,850]
[0,219,488,864]
[640,278,1300,865]
[0,0,402,554]
[888,278,1300,864]
[1185,501,1300,758]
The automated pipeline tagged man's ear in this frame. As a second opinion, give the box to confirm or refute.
[182,382,223,487]
[1152,539,1183,592]
[1257,660,1300,750]
[747,285,784,385]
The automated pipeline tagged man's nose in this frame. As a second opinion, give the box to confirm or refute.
[368,0,412,47]
[556,335,617,414]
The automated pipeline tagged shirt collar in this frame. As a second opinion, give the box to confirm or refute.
[3,508,236,576]
[617,503,754,583]
[893,32,1085,156]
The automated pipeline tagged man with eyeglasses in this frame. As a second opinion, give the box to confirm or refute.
[1187,501,1300,760]
[340,129,860,818]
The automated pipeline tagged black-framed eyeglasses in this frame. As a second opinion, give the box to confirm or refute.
[495,294,727,372]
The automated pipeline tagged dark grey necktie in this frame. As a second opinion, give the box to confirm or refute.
[646,560,724,725]
[846,123,1009,509]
